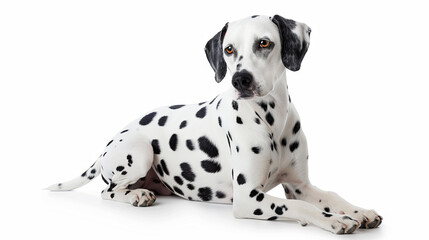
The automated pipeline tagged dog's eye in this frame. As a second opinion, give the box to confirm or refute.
[259,40,271,48]
[224,46,234,55]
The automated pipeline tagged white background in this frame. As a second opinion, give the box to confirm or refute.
[1,0,428,239]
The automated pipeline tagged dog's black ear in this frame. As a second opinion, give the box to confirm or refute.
[272,15,311,71]
[205,23,228,83]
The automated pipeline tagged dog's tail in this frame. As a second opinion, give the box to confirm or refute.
[46,159,101,191]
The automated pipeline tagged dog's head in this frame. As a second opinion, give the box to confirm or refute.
[205,15,311,99]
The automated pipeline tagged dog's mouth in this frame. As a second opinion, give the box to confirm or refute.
[235,85,261,100]
[237,91,255,100]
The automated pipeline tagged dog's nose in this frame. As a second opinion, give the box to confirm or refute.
[232,70,254,92]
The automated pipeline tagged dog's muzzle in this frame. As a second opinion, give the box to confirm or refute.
[232,70,255,98]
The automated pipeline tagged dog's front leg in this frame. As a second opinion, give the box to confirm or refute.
[283,184,383,229]
[280,123,383,229]
[230,146,360,234]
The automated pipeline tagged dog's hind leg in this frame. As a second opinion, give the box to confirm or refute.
[99,134,161,207]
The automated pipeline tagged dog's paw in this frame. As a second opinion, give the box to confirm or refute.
[352,209,382,229]
[128,189,156,207]
[336,208,382,229]
[323,214,360,234]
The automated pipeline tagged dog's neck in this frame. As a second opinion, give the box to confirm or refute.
[239,70,291,135]
[260,70,290,134]
[265,70,290,109]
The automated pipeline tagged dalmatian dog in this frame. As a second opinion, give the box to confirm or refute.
[48,15,382,234]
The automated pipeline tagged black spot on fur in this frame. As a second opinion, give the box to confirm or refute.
[237,174,246,185]
[120,129,129,134]
[160,159,170,175]
[107,182,117,192]
[289,141,299,152]
[101,175,109,184]
[125,190,131,195]
[186,139,194,151]
[227,131,233,141]
[127,154,133,167]
[265,112,274,125]
[216,99,222,110]
[324,207,330,212]
[249,189,258,198]
[198,187,213,201]
[284,186,290,194]
[106,140,113,147]
[275,205,288,215]
[251,146,261,154]
[226,134,231,151]
[281,138,287,146]
[139,112,157,125]
[187,184,195,190]
[179,120,187,129]
[209,96,218,105]
[269,101,275,109]
[180,162,196,182]
[293,121,301,134]
[236,116,243,124]
[173,186,184,196]
[218,116,222,127]
[121,171,127,175]
[196,107,207,118]
[251,15,259,18]
[216,191,226,199]
[258,101,268,111]
[169,134,178,151]
[267,216,278,221]
[151,139,161,154]
[158,116,168,126]
[198,136,219,158]
[256,193,265,202]
[169,105,185,109]
[295,189,302,194]
[232,100,238,110]
[255,118,260,124]
[322,212,333,218]
[174,176,184,185]
[201,160,222,173]
[253,209,263,215]
[110,193,115,199]
[156,164,164,177]
[116,166,124,172]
